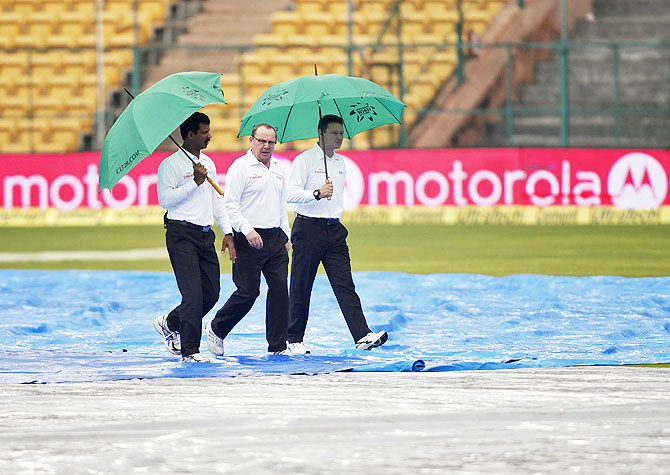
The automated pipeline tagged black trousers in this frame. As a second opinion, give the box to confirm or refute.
[288,216,370,344]
[165,221,220,357]
[211,228,289,353]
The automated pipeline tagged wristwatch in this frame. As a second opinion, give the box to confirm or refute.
[313,189,321,201]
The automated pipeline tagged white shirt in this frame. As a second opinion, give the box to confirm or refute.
[224,149,291,238]
[157,149,232,234]
[286,143,346,219]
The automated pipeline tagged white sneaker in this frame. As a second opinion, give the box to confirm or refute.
[153,314,180,355]
[272,348,294,355]
[182,352,210,363]
[355,331,388,351]
[205,321,224,356]
[287,342,311,354]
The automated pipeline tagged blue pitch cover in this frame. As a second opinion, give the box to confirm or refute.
[1,270,668,383]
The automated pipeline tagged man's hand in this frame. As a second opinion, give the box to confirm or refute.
[285,241,291,253]
[222,233,236,263]
[193,162,207,186]
[319,181,334,198]
[246,230,263,249]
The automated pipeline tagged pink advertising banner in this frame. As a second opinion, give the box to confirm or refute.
[1,148,669,211]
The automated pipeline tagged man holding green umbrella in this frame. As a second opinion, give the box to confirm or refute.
[153,112,235,363]
[285,114,388,354]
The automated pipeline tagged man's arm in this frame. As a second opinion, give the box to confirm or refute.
[157,159,198,209]
[286,154,323,203]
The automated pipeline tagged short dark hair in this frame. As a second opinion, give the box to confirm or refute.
[180,112,210,140]
[251,123,277,139]
[318,114,343,134]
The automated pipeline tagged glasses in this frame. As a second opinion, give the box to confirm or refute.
[252,136,277,146]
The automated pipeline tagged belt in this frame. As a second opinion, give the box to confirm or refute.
[167,219,211,232]
[296,214,340,225]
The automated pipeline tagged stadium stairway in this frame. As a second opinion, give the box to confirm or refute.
[483,0,670,148]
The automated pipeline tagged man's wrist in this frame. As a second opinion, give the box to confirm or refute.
[313,189,321,201]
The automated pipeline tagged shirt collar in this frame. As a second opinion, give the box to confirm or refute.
[312,143,340,161]
[245,149,275,169]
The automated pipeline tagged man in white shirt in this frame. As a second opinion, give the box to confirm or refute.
[206,123,292,355]
[285,114,388,354]
[154,112,235,363]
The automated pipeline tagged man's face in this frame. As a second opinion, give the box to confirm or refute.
[189,123,211,150]
[250,125,277,164]
[320,122,344,151]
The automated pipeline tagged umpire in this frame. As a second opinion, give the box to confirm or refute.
[285,114,388,354]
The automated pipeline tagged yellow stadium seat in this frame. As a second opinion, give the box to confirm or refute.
[314,35,348,57]
[268,52,299,79]
[407,73,441,105]
[402,11,432,39]
[139,1,167,24]
[302,12,333,39]
[429,11,459,40]
[325,1,348,16]
[46,75,76,98]
[0,12,24,43]
[10,0,40,15]
[296,53,329,76]
[30,51,63,82]
[243,52,272,77]
[42,0,70,14]
[296,0,327,14]
[63,96,94,118]
[0,52,29,77]
[12,34,46,49]
[58,11,92,37]
[1,96,31,118]
[27,11,55,37]
[271,11,301,38]
[61,51,95,78]
[244,74,276,100]
[285,34,318,56]
[253,33,288,50]
[429,49,457,80]
[50,126,80,151]
[33,95,65,118]
[43,34,75,48]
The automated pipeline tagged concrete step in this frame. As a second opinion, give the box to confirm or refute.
[593,0,670,18]
[533,59,669,83]
[483,131,670,148]
[573,17,670,41]
[485,114,670,148]
[518,80,670,107]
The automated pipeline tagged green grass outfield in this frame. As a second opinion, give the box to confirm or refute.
[1,224,669,276]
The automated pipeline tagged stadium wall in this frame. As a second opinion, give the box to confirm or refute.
[1,148,669,226]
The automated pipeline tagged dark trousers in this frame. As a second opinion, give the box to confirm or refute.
[211,228,289,353]
[165,222,220,357]
[288,216,370,344]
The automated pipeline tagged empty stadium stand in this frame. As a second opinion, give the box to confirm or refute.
[1,0,507,152]
[0,0,180,153]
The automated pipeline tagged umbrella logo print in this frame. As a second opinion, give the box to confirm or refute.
[262,89,289,106]
[182,86,206,102]
[349,102,378,122]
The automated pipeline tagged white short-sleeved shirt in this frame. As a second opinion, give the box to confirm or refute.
[157,150,231,234]
[224,149,290,238]
[286,143,345,219]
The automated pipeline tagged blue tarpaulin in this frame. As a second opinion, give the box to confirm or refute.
[1,270,668,383]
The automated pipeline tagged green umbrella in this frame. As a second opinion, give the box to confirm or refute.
[99,71,227,192]
[237,73,406,145]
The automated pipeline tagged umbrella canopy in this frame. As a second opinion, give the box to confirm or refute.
[237,73,406,143]
[99,71,226,191]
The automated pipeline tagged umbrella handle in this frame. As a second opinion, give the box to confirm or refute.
[207,176,223,195]
[326,178,332,201]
